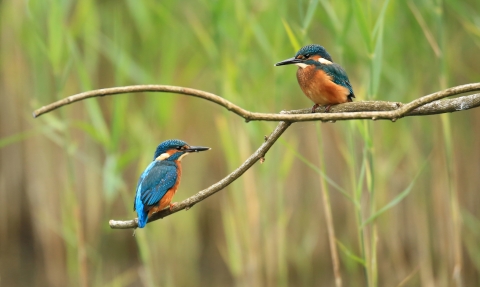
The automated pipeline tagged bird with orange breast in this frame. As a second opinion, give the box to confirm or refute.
[134,139,210,228]
[275,44,355,112]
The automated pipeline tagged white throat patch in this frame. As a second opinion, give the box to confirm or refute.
[295,63,308,69]
[178,152,190,161]
[156,153,171,161]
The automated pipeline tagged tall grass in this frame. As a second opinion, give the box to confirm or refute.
[1,0,480,286]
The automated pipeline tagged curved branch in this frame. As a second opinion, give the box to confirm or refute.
[32,83,480,229]
[33,85,251,119]
[33,84,480,122]
[109,121,291,229]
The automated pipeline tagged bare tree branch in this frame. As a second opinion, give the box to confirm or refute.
[33,84,480,122]
[32,83,480,229]
[109,121,291,229]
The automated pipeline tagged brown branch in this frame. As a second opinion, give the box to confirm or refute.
[32,83,480,122]
[32,83,480,229]
[109,121,291,229]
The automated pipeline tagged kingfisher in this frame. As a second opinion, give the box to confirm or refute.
[134,139,210,228]
[275,44,355,112]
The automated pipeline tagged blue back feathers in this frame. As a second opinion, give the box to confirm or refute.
[135,160,179,228]
[135,139,188,228]
[295,44,333,62]
[321,63,355,97]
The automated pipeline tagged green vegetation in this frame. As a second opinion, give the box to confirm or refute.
[1,0,479,286]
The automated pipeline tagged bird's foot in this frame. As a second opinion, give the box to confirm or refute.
[169,202,178,211]
[312,104,333,113]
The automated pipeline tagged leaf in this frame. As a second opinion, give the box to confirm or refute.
[371,0,391,97]
[336,239,366,266]
[282,19,301,51]
[352,0,372,52]
[279,138,354,203]
[362,156,429,227]
[0,130,37,148]
[302,0,320,32]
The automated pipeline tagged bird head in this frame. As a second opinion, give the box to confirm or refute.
[275,44,333,69]
[153,139,210,162]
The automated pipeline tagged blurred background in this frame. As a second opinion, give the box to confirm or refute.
[1,0,480,286]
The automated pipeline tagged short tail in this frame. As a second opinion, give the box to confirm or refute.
[137,210,148,228]
[135,195,148,228]
[347,93,355,102]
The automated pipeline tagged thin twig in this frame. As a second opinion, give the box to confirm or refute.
[32,83,480,229]
[109,121,291,229]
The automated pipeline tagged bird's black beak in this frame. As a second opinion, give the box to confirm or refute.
[274,57,302,66]
[185,146,211,153]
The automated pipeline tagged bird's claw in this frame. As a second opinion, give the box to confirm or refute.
[169,202,178,211]
[312,104,332,113]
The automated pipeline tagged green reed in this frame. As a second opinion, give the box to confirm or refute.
[2,0,480,286]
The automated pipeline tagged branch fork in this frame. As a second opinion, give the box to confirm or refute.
[32,83,480,229]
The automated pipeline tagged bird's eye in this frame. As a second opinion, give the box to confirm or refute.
[304,54,310,58]
[177,146,183,150]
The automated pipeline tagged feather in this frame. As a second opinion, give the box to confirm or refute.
[322,63,355,98]
[134,161,178,228]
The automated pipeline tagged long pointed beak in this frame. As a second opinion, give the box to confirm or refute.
[274,57,302,66]
[185,146,211,153]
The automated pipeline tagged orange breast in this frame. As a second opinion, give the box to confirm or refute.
[296,67,350,105]
[147,162,183,217]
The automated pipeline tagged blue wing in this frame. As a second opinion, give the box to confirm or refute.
[134,160,177,228]
[323,63,355,98]
[134,161,178,212]
[133,162,152,211]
